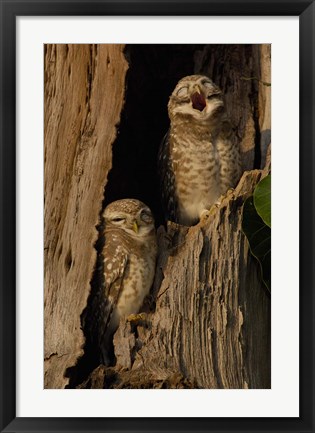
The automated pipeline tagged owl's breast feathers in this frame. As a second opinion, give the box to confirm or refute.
[159,117,240,225]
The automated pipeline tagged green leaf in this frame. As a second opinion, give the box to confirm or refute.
[242,196,271,292]
[254,175,271,228]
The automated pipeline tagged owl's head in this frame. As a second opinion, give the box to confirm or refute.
[168,75,224,123]
[104,199,155,238]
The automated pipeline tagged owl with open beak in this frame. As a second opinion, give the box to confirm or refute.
[158,74,241,226]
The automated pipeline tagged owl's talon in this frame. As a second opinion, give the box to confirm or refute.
[126,312,147,324]
[200,209,211,220]
[226,188,235,198]
[200,205,218,222]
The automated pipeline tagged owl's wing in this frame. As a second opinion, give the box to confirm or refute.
[100,239,130,364]
[103,240,129,299]
[83,237,129,366]
[158,131,178,222]
[99,237,129,331]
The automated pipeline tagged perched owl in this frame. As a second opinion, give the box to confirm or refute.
[88,199,157,366]
[158,74,241,226]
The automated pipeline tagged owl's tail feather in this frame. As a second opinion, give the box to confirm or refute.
[100,335,116,367]
[99,307,119,367]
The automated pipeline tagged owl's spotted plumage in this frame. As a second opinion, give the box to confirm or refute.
[158,74,241,226]
[90,199,157,365]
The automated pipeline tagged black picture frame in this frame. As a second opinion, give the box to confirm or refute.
[0,1,314,432]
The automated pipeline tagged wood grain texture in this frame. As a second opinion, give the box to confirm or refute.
[44,44,128,388]
[258,44,271,168]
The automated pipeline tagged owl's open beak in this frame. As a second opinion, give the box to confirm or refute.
[191,91,206,111]
[132,221,139,233]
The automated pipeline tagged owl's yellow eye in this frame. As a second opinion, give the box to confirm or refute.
[176,86,188,97]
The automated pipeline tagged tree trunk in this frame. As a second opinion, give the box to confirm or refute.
[44,44,271,389]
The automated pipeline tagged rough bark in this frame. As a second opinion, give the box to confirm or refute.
[44,44,271,389]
